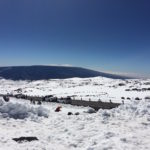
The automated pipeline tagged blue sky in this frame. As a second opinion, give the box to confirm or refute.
[0,0,150,76]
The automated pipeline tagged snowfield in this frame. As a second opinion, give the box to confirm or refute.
[0,77,150,103]
[0,97,150,150]
[0,77,150,150]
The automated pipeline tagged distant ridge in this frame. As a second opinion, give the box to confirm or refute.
[0,65,131,80]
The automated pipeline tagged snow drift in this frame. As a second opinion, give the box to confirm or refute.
[0,99,49,119]
[99,99,150,121]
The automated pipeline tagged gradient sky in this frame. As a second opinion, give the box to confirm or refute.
[0,0,150,76]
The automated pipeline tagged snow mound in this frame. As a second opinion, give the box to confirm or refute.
[85,107,96,114]
[99,99,150,120]
[0,100,49,119]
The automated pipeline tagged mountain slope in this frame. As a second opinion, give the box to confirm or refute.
[0,66,130,80]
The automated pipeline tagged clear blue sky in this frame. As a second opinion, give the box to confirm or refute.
[0,0,150,76]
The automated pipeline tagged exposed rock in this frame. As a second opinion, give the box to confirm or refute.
[13,137,38,143]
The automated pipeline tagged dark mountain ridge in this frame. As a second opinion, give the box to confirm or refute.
[0,65,132,80]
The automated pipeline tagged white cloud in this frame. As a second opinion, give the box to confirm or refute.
[42,64,73,67]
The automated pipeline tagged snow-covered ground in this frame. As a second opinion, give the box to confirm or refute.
[0,77,150,103]
[0,77,150,150]
[0,97,150,150]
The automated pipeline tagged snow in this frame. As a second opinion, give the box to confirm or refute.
[0,76,150,149]
[0,98,49,119]
[0,97,150,149]
[0,77,150,103]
